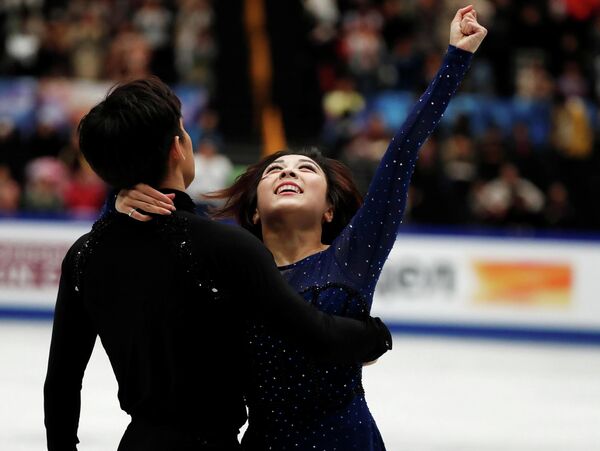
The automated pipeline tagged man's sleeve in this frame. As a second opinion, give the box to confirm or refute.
[218,228,392,363]
[44,244,97,451]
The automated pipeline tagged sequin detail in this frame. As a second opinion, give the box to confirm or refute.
[74,213,223,303]
[73,213,114,294]
[156,214,223,303]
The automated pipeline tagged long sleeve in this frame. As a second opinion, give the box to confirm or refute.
[216,226,392,364]
[333,45,473,298]
[44,244,97,451]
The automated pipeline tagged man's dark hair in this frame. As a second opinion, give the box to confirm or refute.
[78,77,182,189]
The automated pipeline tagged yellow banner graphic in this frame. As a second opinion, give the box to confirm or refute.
[473,261,572,307]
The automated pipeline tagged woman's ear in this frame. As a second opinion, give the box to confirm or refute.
[323,207,334,223]
[252,209,260,225]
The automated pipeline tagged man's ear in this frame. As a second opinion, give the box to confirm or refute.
[170,135,185,161]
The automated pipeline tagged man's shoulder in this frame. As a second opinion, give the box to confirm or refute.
[59,232,93,276]
[67,232,92,256]
[178,210,240,234]
[62,213,123,265]
[176,211,264,253]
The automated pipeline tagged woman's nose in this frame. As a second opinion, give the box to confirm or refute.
[279,169,297,178]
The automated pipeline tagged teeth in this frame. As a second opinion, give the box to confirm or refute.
[276,184,301,195]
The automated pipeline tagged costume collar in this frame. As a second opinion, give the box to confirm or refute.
[158,188,196,214]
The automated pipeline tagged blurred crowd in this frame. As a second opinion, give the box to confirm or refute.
[311,0,600,231]
[1,0,599,231]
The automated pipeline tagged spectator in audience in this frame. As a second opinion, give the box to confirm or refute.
[557,61,590,99]
[188,108,222,149]
[0,164,21,213]
[508,122,550,189]
[36,14,70,77]
[21,157,67,213]
[106,23,152,80]
[186,138,233,207]
[552,95,594,159]
[133,0,175,82]
[68,8,107,80]
[477,124,506,181]
[25,114,67,162]
[3,8,44,75]
[408,135,453,224]
[339,113,390,196]
[441,131,478,223]
[323,76,366,120]
[174,0,216,85]
[339,5,385,94]
[473,163,545,227]
[543,181,576,229]
[63,161,106,216]
[0,118,25,184]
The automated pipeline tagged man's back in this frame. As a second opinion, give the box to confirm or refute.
[45,195,249,449]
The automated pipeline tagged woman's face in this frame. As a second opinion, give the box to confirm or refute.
[254,154,332,227]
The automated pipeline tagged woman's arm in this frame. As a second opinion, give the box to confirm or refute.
[213,224,393,364]
[333,6,486,297]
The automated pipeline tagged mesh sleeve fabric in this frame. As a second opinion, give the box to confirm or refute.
[332,45,473,300]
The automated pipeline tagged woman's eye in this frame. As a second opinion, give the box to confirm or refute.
[265,165,282,174]
[300,165,316,172]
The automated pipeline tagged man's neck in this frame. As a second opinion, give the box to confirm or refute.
[159,173,186,192]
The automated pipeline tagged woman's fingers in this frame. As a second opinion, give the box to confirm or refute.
[134,183,175,206]
[116,189,131,214]
[461,19,477,35]
[461,14,482,36]
[129,209,152,222]
[117,185,177,221]
[453,4,474,23]
[120,193,172,216]
[129,190,175,213]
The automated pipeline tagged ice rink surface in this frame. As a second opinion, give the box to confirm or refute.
[2,321,600,451]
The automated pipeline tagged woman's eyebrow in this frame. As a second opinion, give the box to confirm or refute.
[298,159,319,166]
[298,159,321,170]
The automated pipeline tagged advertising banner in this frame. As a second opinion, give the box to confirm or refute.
[0,220,90,310]
[1,221,599,336]
[372,234,600,331]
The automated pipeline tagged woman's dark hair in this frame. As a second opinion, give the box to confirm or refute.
[207,148,363,244]
[78,76,182,189]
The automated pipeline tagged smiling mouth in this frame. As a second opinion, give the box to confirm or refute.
[275,183,303,195]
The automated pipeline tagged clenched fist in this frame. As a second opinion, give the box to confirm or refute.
[449,5,487,53]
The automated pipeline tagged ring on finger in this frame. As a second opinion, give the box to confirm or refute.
[128,208,137,217]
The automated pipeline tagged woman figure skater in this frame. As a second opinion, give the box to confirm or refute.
[116,6,486,450]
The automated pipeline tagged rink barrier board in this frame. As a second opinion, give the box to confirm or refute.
[1,218,600,344]
[387,321,600,345]
[1,304,599,345]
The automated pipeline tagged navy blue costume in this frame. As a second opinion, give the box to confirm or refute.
[241,45,473,451]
